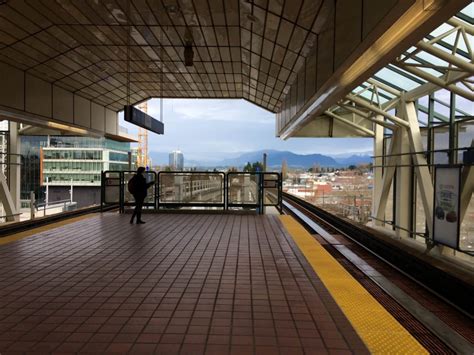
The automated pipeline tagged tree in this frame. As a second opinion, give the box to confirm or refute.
[243,161,264,172]
[348,165,357,170]
[252,161,264,172]
[281,160,288,180]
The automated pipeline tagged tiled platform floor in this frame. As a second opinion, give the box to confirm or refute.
[0,213,368,354]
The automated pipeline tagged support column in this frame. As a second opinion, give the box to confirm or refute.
[372,116,384,226]
[375,129,399,224]
[8,121,20,212]
[394,126,412,239]
[402,101,434,235]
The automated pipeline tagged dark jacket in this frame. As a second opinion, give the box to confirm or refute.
[133,174,152,200]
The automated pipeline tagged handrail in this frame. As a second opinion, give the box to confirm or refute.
[101,170,283,213]
[0,213,22,219]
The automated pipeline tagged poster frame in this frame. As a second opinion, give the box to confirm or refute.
[432,165,462,250]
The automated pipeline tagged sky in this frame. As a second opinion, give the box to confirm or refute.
[119,98,373,162]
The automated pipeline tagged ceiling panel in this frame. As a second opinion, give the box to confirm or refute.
[0,0,324,112]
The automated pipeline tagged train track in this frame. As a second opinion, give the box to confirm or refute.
[281,193,473,354]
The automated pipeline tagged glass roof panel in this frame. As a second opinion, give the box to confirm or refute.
[457,3,473,23]
[375,67,424,91]
[429,23,454,39]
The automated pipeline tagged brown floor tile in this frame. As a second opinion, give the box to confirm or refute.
[0,214,372,355]
[179,343,205,354]
[205,344,230,355]
[155,343,181,354]
[104,342,133,353]
[128,343,157,354]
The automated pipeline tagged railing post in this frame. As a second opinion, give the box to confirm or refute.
[224,173,227,210]
[30,191,35,220]
[120,172,124,214]
[100,171,104,212]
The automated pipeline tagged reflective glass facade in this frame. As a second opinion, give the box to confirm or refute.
[43,137,131,186]
[20,136,48,201]
[18,136,130,195]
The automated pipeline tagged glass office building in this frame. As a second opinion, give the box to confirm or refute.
[20,136,131,206]
[42,136,130,186]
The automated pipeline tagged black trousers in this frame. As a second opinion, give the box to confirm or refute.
[131,196,145,222]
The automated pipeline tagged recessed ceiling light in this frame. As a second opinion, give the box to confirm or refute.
[165,4,180,16]
[246,14,258,23]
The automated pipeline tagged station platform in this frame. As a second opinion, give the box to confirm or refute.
[0,213,465,354]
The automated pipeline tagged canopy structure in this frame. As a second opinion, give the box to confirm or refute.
[278,4,473,251]
[0,0,468,137]
[277,3,473,138]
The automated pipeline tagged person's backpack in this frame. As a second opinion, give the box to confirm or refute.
[128,175,137,194]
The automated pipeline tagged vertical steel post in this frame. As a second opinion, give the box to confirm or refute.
[449,92,456,164]
[30,191,35,219]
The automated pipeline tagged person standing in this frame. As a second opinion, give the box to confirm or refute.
[129,167,153,224]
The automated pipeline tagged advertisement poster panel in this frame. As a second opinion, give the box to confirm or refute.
[433,166,461,248]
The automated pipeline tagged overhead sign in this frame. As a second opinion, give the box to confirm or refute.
[433,166,461,249]
[124,105,164,135]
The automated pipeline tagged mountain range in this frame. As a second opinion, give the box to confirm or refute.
[150,149,372,168]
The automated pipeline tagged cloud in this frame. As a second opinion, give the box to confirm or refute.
[119,98,374,161]
[157,99,274,124]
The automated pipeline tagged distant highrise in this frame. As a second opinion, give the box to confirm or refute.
[169,150,184,170]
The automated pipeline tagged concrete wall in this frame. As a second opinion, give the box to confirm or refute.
[0,61,118,136]
[48,186,101,209]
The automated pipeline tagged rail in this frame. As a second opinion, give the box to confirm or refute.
[282,192,474,315]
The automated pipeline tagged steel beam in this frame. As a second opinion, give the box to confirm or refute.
[338,104,397,130]
[323,111,374,137]
[402,101,434,234]
[375,130,400,223]
[416,41,474,74]
[345,95,410,127]
[372,117,384,226]
[393,63,474,101]
[404,71,470,101]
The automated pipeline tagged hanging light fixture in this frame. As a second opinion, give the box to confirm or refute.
[184,27,194,67]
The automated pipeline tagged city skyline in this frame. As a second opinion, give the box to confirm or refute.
[119,99,374,162]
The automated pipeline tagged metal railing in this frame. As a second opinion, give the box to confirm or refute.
[101,171,282,213]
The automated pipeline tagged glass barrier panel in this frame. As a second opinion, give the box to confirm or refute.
[103,172,121,204]
[158,172,224,205]
[228,173,259,205]
[263,173,280,206]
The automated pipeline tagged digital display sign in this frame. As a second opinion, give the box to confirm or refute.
[433,166,461,249]
[124,105,164,135]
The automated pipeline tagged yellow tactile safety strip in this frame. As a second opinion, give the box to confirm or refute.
[0,214,96,246]
[279,215,428,354]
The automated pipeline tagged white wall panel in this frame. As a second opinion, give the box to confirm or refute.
[0,62,24,110]
[105,108,117,135]
[0,60,118,137]
[74,95,91,128]
[91,102,105,132]
[53,86,73,124]
[25,74,52,118]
